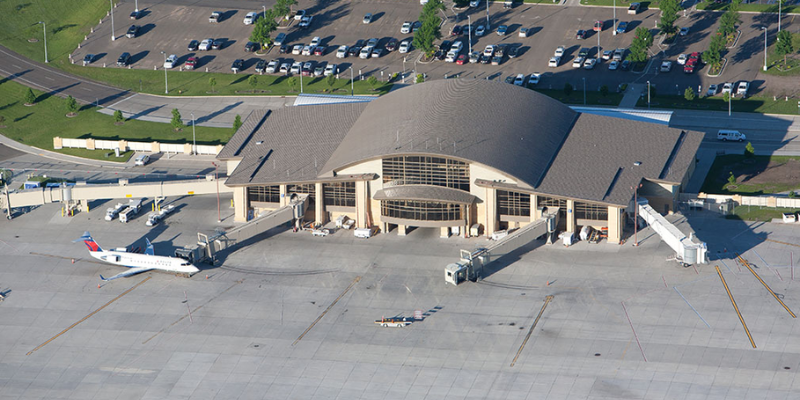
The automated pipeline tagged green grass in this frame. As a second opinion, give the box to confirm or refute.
[0,79,232,161]
[727,206,799,222]
[697,1,800,13]
[579,0,654,7]
[636,93,800,115]
[701,154,800,195]
[762,32,800,77]
[533,88,624,106]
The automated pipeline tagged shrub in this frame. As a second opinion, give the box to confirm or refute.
[563,83,573,96]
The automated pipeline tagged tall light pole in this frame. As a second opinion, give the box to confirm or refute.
[779,0,782,34]
[110,0,116,41]
[213,162,221,223]
[300,70,303,93]
[402,58,406,83]
[468,15,472,54]
[414,58,419,83]
[349,67,353,95]
[190,113,196,155]
[135,0,139,12]
[612,0,617,36]
[160,51,168,94]
[646,80,650,110]
[728,91,731,116]
[582,77,586,105]
[762,27,768,71]
[631,183,642,246]
[38,21,48,63]
[597,25,601,67]
[485,0,489,28]
[263,5,267,18]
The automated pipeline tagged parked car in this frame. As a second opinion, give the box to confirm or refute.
[209,11,221,23]
[275,33,287,46]
[363,13,373,24]
[367,38,379,47]
[163,54,177,69]
[185,56,198,69]
[130,10,142,19]
[446,51,457,63]
[450,25,462,36]
[583,58,597,69]
[337,45,349,58]
[548,56,560,67]
[475,25,486,36]
[310,37,321,47]
[620,60,631,70]
[349,45,362,57]
[497,25,508,35]
[279,45,288,54]
[470,0,481,6]
[554,46,565,58]
[440,40,452,52]
[243,12,258,25]
[513,73,525,86]
[324,63,337,76]
[231,59,244,72]
[616,21,628,34]
[314,65,324,76]
[359,46,372,59]
[244,41,258,52]
[265,60,277,73]
[480,54,491,64]
[399,39,412,54]
[602,50,612,60]
[608,60,619,70]
[187,40,199,52]
[401,21,412,34]
[679,27,690,36]
[298,15,313,28]
[613,48,625,61]
[579,47,590,58]
[508,46,519,58]
[519,27,529,37]
[279,62,290,74]
[483,45,496,57]
[737,81,749,98]
[292,44,303,55]
[117,52,131,66]
[593,20,603,32]
[505,75,515,84]
[199,38,213,51]
[706,84,719,96]
[469,51,480,63]
[255,59,268,73]
[371,47,383,58]
[721,82,733,94]
[302,61,313,76]
[677,54,687,65]
[660,60,672,72]
[314,46,326,56]
[412,21,421,32]
[126,25,139,38]
[572,57,585,68]
[386,38,398,52]
[212,39,224,50]
[290,61,302,74]
[294,9,306,20]
[628,2,640,14]
[134,154,150,166]
[528,73,541,86]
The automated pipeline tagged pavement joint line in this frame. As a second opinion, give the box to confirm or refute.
[29,251,106,266]
[142,279,244,344]
[27,276,151,356]
[753,249,784,281]
[673,286,712,329]
[510,295,553,367]
[621,300,648,361]
[293,275,361,346]
[736,254,796,318]
[715,265,757,348]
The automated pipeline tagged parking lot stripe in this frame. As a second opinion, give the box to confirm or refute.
[293,275,361,346]
[736,254,796,318]
[510,295,553,367]
[27,276,151,356]
[715,265,757,349]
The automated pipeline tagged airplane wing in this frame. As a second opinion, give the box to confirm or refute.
[100,267,154,281]
[144,238,155,256]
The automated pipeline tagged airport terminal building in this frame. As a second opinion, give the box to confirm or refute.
[218,80,703,243]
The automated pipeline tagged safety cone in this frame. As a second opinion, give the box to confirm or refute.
[546,281,550,286]
[97,284,101,289]
[71,259,75,264]
[205,275,209,280]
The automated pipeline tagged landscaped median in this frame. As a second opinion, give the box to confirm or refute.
[0,80,232,162]
[636,93,800,115]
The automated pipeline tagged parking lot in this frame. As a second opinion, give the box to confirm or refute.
[72,0,790,99]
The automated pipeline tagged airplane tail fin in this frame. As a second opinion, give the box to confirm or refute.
[74,231,103,252]
[99,274,109,281]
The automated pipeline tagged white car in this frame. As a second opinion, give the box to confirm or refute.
[266,60,277,73]
[475,25,486,36]
[292,44,303,55]
[290,61,302,74]
[294,9,306,20]
[363,13,372,24]
[450,41,463,53]
[483,45,495,57]
[513,74,525,86]
[298,15,313,28]
[519,27,529,38]
[677,54,687,65]
[401,21,412,34]
[737,81,749,98]
[302,45,313,56]
[163,54,177,69]
[528,73,541,85]
[399,40,412,53]
[134,154,150,166]
[583,58,597,69]
[548,56,560,67]
[336,45,348,58]
[470,0,481,6]
[310,37,321,47]
[721,82,733,94]
[554,46,565,58]
[199,38,212,51]
[359,46,372,59]
[660,61,672,72]
[446,51,457,63]
[324,64,337,76]
[279,62,290,74]
[706,84,719,96]
[608,60,619,70]
[572,57,585,68]
[243,12,258,25]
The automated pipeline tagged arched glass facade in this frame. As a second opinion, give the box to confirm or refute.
[381,200,464,222]
[382,156,470,192]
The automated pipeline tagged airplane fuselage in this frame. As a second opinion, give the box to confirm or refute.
[90,250,199,275]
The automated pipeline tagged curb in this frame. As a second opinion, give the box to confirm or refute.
[706,58,726,77]
[726,30,742,49]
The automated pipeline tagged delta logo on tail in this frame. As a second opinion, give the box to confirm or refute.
[78,232,102,252]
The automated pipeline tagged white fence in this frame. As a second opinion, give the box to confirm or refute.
[61,138,87,148]
[680,192,800,214]
[54,137,223,156]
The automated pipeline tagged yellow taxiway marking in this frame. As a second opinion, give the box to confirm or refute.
[736,254,796,318]
[715,266,756,348]
[510,295,553,367]
[293,276,361,346]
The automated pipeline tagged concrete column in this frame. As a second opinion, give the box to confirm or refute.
[315,182,325,224]
[119,140,128,151]
[86,138,96,150]
[234,186,248,222]
[566,199,576,232]
[355,181,367,228]
[531,194,539,222]
[607,206,622,244]
[151,142,160,153]
[53,137,63,149]
[279,184,287,206]
[397,224,407,236]
[183,143,192,155]
[485,187,497,236]
[440,226,449,238]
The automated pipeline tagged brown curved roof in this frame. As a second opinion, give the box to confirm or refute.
[320,79,578,188]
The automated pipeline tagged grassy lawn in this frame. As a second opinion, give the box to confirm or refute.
[697,1,800,13]
[727,206,799,222]
[0,79,232,161]
[701,154,800,195]
[533,88,624,106]
[580,0,655,7]
[636,93,800,115]
[762,32,800,77]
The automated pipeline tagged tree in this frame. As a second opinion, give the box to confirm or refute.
[250,13,278,47]
[776,30,794,69]
[727,171,736,186]
[248,75,258,92]
[326,74,336,92]
[744,142,755,158]
[209,77,217,93]
[703,33,724,68]
[113,110,124,124]
[65,95,78,115]
[413,0,445,54]
[658,0,680,35]
[274,0,296,19]
[416,73,425,83]
[287,76,298,92]
[722,92,730,103]
[367,76,378,90]
[171,108,184,131]
[600,85,609,97]
[23,88,36,105]
[233,114,242,132]
[563,83,573,96]
[719,0,741,37]
[684,87,695,101]
[628,27,654,63]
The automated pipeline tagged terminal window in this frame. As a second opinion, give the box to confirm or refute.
[248,185,281,203]
[323,182,356,207]
[382,156,470,191]
[498,190,530,217]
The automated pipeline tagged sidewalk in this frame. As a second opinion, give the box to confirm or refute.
[619,83,644,108]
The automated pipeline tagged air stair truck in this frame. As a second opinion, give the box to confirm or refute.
[119,198,143,223]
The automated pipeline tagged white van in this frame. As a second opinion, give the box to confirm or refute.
[354,227,377,239]
[717,130,745,142]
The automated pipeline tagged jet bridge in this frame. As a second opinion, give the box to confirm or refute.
[176,194,308,264]
[637,198,707,266]
[445,208,560,285]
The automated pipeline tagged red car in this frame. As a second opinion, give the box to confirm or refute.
[313,46,326,56]
[456,54,468,65]
[450,25,462,36]
[683,52,701,73]
[185,57,198,70]
[593,20,603,32]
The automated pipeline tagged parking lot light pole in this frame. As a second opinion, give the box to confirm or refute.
[582,78,586,105]
[613,0,617,36]
[213,162,221,222]
[190,113,196,155]
[263,5,267,19]
[468,16,472,54]
[762,27,768,71]
[779,0,782,34]
[402,58,406,83]
[110,0,116,41]
[161,51,168,93]
[485,0,489,29]
[349,67,353,95]
[38,21,48,63]
[135,0,139,12]
[646,80,650,110]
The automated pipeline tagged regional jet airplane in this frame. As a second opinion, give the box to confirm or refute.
[75,231,199,281]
